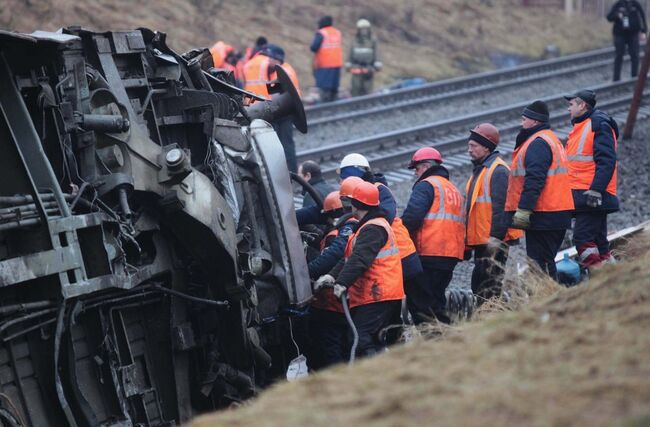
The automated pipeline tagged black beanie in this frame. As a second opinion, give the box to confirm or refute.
[522,100,549,122]
[469,130,496,151]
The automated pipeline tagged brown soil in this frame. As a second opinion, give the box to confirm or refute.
[191,233,650,427]
[1,0,611,90]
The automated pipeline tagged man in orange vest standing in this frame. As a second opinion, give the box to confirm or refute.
[243,44,301,172]
[565,89,619,269]
[465,123,522,304]
[310,15,343,103]
[505,101,574,280]
[315,182,403,357]
[402,148,465,324]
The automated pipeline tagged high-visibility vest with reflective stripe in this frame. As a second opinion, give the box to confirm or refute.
[314,26,343,69]
[505,129,574,212]
[243,54,272,97]
[344,217,404,308]
[414,176,465,260]
[465,157,523,246]
[566,118,618,196]
[374,183,417,259]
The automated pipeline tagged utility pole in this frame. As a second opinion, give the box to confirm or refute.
[623,40,650,139]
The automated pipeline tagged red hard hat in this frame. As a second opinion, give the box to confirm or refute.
[408,147,443,169]
[350,181,379,207]
[339,176,364,198]
[470,123,500,147]
[323,191,343,212]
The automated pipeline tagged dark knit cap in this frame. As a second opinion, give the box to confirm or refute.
[522,100,550,122]
[469,130,496,151]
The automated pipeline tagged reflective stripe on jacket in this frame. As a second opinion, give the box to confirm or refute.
[243,54,271,97]
[414,176,465,260]
[465,157,523,246]
[566,118,618,196]
[344,217,404,308]
[314,26,343,69]
[505,129,574,212]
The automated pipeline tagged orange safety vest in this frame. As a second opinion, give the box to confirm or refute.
[505,129,574,212]
[243,54,272,97]
[465,157,523,246]
[374,183,417,259]
[344,217,404,308]
[314,26,343,69]
[414,176,465,260]
[566,118,618,196]
[209,41,233,69]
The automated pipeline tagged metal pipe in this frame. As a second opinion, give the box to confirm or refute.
[0,301,55,316]
[152,284,229,307]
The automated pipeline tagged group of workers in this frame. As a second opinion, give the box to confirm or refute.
[296,90,619,367]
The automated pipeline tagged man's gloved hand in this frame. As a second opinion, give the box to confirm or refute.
[313,274,335,292]
[373,61,383,71]
[486,236,504,256]
[583,190,602,208]
[344,62,352,71]
[511,209,532,229]
[333,284,347,300]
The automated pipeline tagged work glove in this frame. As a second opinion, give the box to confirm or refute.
[373,61,383,71]
[333,284,347,300]
[511,209,532,230]
[583,190,602,208]
[486,236,504,256]
[313,274,335,292]
[344,62,352,71]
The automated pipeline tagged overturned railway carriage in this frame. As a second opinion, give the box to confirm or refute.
[0,28,311,426]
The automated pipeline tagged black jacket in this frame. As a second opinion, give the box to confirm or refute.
[607,0,647,35]
[505,123,572,231]
[570,109,620,213]
[329,208,388,289]
[401,164,459,270]
[302,177,335,208]
[465,151,510,241]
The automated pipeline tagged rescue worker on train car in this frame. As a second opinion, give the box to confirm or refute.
[401,148,464,324]
[565,89,619,270]
[310,15,343,102]
[505,100,574,280]
[464,123,522,304]
[315,181,403,357]
[309,186,359,368]
[243,44,301,172]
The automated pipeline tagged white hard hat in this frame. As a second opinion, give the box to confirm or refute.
[340,153,370,169]
[356,19,371,29]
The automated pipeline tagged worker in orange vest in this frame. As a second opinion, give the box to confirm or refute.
[315,182,403,357]
[310,15,343,102]
[243,44,301,172]
[465,123,523,304]
[565,89,619,269]
[309,189,359,368]
[505,101,574,280]
[402,147,465,324]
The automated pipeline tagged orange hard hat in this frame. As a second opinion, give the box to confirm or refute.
[408,147,443,169]
[323,191,343,212]
[339,176,364,198]
[469,123,499,148]
[350,181,379,207]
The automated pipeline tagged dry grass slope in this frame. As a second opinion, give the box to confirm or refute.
[192,233,650,427]
[1,0,611,89]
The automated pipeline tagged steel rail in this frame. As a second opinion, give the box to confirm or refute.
[305,46,619,121]
[296,79,641,180]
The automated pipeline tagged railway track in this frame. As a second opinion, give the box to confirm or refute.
[296,78,646,184]
[304,46,624,125]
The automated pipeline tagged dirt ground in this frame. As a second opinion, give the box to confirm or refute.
[191,233,650,427]
[1,0,611,91]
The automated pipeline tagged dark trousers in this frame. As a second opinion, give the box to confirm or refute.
[404,267,453,324]
[318,87,338,103]
[271,118,297,173]
[573,211,609,254]
[350,300,401,357]
[471,244,509,304]
[309,308,348,369]
[613,33,640,81]
[525,229,566,280]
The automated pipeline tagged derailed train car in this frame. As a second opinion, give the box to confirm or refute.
[0,27,311,426]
